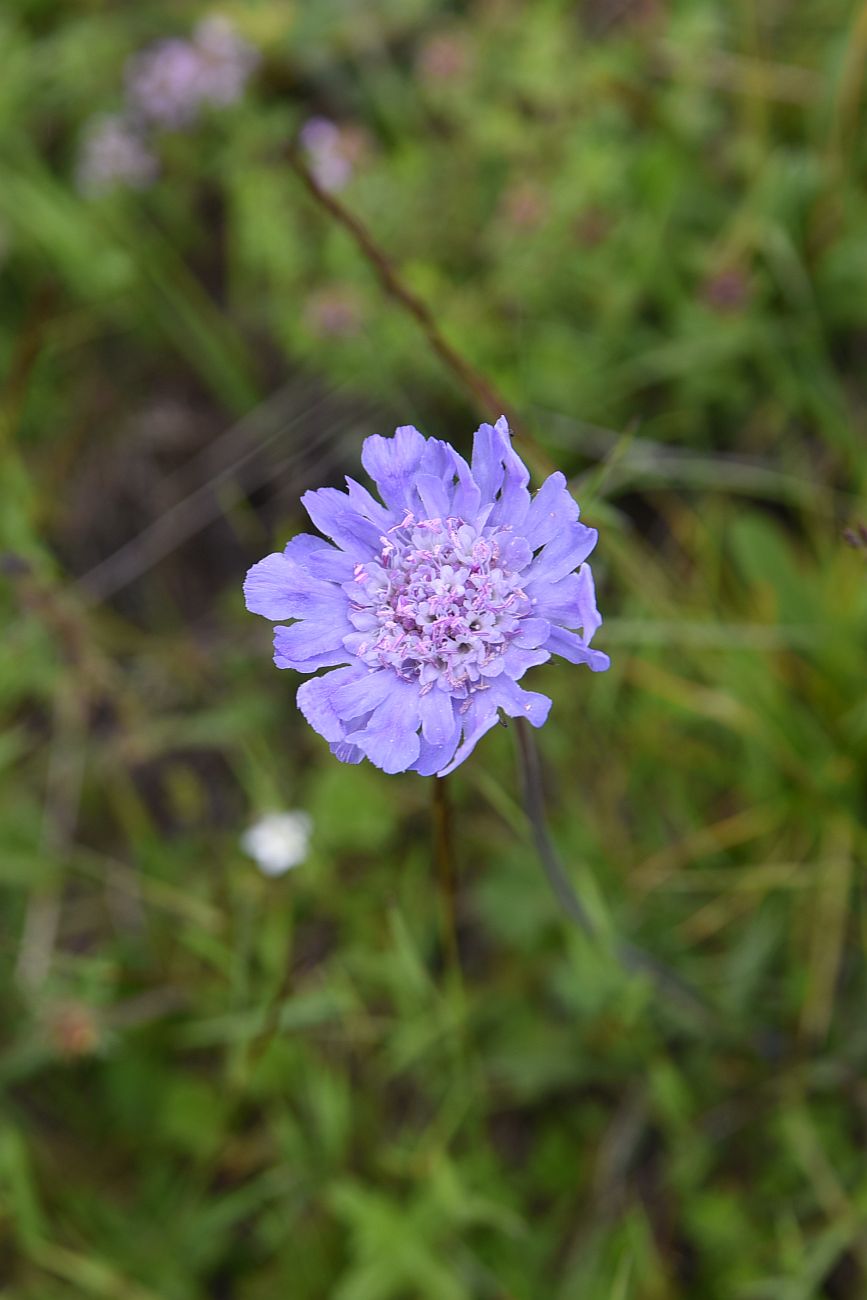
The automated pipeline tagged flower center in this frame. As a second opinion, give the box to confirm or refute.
[346,514,531,694]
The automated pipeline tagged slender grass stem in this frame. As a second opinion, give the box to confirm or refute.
[514,717,594,938]
[514,718,712,1022]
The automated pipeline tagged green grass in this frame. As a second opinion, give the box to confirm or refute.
[1,1,867,1296]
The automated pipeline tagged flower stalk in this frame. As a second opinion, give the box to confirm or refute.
[514,718,713,1021]
[431,775,462,982]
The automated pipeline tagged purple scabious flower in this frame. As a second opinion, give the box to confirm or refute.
[244,418,609,776]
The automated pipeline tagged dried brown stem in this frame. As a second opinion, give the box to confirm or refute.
[287,148,552,478]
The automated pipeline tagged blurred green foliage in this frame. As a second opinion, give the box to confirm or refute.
[1,0,867,1296]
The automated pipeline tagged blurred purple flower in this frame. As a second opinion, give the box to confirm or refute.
[500,180,548,232]
[76,114,158,195]
[125,37,206,128]
[244,418,609,776]
[303,286,362,338]
[125,17,257,128]
[193,15,259,108]
[299,117,357,193]
[416,32,471,85]
[702,266,751,314]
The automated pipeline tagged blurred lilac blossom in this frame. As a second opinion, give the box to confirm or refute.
[500,181,548,232]
[193,15,260,108]
[299,118,359,193]
[125,37,206,128]
[303,286,362,338]
[416,32,471,85]
[702,266,752,314]
[125,16,257,128]
[76,114,158,195]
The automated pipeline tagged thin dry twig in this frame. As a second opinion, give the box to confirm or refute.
[76,383,369,604]
[286,147,553,478]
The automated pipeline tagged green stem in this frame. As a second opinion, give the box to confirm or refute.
[432,775,462,981]
[513,718,712,1022]
[514,717,594,937]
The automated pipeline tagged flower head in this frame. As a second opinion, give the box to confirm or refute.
[46,1001,101,1059]
[298,117,360,193]
[702,265,751,314]
[76,114,158,195]
[193,15,260,108]
[241,811,312,876]
[416,32,472,85]
[303,285,363,338]
[125,37,207,128]
[244,418,609,777]
[125,17,257,128]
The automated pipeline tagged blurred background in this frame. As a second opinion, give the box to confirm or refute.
[2,1,867,1296]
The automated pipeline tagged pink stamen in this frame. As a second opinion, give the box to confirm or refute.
[348,514,530,696]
